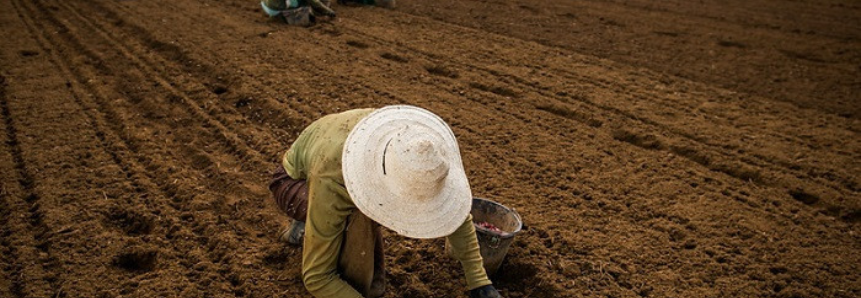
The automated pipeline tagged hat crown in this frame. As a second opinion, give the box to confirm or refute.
[383,134,450,200]
[343,105,472,239]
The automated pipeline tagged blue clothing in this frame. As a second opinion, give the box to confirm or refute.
[261,0,299,16]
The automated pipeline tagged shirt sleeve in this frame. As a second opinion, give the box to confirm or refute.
[282,140,304,180]
[446,214,493,290]
[301,177,363,298]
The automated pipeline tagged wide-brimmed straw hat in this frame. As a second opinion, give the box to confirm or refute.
[342,105,472,239]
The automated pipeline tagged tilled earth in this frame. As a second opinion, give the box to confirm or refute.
[0,0,858,297]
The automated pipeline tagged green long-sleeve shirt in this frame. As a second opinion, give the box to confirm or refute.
[282,108,491,298]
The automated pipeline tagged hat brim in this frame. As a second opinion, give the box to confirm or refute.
[342,105,472,239]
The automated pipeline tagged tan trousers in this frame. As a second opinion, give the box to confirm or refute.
[339,211,386,298]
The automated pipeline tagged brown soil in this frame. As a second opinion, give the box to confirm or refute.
[0,0,858,298]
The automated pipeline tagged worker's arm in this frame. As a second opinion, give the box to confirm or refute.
[282,130,310,180]
[301,177,363,298]
[446,214,493,290]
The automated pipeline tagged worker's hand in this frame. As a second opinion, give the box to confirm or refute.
[469,285,503,298]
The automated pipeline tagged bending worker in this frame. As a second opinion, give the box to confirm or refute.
[261,0,337,26]
[269,105,503,298]
[261,0,395,26]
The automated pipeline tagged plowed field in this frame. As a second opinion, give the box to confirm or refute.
[0,0,858,297]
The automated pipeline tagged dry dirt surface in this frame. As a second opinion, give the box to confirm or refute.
[0,0,858,297]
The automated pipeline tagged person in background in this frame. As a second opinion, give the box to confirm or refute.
[261,0,337,26]
[262,0,395,26]
[269,105,503,298]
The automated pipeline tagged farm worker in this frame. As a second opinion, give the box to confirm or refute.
[261,0,394,25]
[261,0,337,26]
[269,105,503,298]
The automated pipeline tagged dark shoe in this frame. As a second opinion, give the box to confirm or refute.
[469,285,503,298]
[279,220,305,245]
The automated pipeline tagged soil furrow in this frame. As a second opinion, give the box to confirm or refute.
[32,0,273,174]
[2,2,104,296]
[13,0,290,296]
[325,11,859,212]
[116,0,541,223]
[140,0,856,224]
[84,0,338,123]
[0,72,37,298]
[210,1,855,199]
[80,0,317,143]
[13,0,221,294]
[176,0,858,227]
[24,1,326,293]
[352,39,856,214]
[335,13,856,167]
[397,0,861,120]
[592,0,861,40]
[75,0,322,156]
[0,73,13,298]
[147,2,861,288]
[9,0,201,295]
[10,2,592,296]
[189,4,860,297]
[79,4,620,296]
